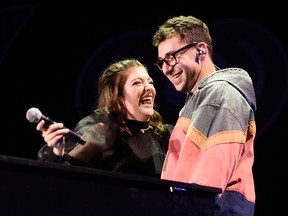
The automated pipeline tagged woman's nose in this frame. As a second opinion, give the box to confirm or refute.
[144,84,152,92]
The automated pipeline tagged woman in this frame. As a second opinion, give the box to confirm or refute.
[36,58,173,177]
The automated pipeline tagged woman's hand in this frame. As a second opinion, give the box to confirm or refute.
[36,120,70,156]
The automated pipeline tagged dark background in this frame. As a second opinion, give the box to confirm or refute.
[1,1,287,215]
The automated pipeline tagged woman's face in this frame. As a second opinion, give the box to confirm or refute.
[123,66,156,121]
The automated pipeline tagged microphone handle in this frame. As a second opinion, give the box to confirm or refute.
[42,115,86,145]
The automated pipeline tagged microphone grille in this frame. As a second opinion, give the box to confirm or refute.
[26,107,42,123]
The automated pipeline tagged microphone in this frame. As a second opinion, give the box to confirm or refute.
[26,107,86,145]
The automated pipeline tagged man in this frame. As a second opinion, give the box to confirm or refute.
[152,15,256,215]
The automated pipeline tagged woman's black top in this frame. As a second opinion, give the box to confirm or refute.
[38,111,173,178]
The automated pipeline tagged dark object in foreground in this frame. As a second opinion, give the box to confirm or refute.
[0,154,221,215]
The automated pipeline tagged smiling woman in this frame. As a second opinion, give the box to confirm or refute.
[35,58,174,178]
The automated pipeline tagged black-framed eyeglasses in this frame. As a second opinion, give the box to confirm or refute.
[154,42,198,71]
